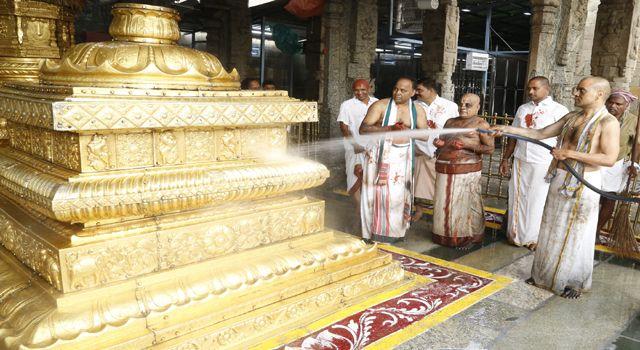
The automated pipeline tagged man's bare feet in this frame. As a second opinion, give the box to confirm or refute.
[561,287,581,299]
[411,208,423,222]
[526,243,537,251]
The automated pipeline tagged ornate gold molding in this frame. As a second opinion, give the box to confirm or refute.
[0,151,328,223]
[0,86,317,131]
[0,195,326,292]
[0,234,408,350]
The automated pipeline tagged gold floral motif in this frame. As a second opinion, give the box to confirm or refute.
[86,134,109,170]
[217,129,240,160]
[63,236,157,290]
[115,132,153,168]
[158,201,324,270]
[185,130,215,162]
[157,130,179,165]
[51,131,80,171]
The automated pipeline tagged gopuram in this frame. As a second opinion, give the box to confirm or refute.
[0,3,412,349]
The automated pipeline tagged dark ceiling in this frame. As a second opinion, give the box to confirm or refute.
[77,0,532,52]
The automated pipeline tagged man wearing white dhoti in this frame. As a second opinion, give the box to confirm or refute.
[337,79,378,232]
[431,93,495,248]
[412,77,459,220]
[359,77,427,243]
[492,76,620,299]
[597,89,639,237]
[499,77,569,250]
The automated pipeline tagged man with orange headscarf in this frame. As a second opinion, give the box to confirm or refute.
[337,79,378,231]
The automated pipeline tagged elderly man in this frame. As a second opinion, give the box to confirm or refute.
[597,89,640,236]
[432,93,495,248]
[499,76,569,250]
[337,79,378,231]
[492,76,620,299]
[359,77,428,243]
[413,77,459,220]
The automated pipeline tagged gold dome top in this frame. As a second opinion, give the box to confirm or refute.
[40,3,240,90]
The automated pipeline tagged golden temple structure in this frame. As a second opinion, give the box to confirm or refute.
[0,3,411,349]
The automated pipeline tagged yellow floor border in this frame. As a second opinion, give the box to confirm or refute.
[367,245,512,349]
[258,244,512,349]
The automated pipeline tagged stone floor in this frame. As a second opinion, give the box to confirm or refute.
[315,190,640,350]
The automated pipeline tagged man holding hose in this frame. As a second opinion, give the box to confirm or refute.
[492,76,620,299]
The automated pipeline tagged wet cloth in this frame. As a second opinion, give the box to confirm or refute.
[507,158,551,246]
[532,169,601,294]
[432,161,485,247]
[361,100,417,242]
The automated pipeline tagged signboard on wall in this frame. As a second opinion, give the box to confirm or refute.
[465,52,489,71]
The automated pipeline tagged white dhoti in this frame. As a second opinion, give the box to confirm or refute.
[413,154,436,200]
[361,143,412,242]
[601,159,626,193]
[432,162,485,247]
[532,169,601,295]
[345,149,365,194]
[507,158,551,246]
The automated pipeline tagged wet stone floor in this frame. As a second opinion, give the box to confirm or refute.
[312,189,640,350]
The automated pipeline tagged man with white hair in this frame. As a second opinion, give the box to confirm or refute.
[492,76,620,299]
[597,89,639,237]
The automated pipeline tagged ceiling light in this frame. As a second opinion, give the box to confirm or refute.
[523,12,532,16]
[461,8,471,12]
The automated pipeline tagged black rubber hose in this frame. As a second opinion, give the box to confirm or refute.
[476,128,640,203]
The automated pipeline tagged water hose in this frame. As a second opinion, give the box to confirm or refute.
[476,128,640,203]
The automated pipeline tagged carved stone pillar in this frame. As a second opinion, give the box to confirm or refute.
[528,0,561,80]
[421,0,459,100]
[319,0,350,140]
[348,0,378,84]
[575,0,601,77]
[528,0,597,106]
[228,0,251,78]
[203,1,251,79]
[591,0,640,89]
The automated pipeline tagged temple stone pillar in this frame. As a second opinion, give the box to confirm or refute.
[319,0,377,140]
[528,0,597,106]
[591,0,640,90]
[228,0,251,78]
[204,0,251,79]
[421,0,459,100]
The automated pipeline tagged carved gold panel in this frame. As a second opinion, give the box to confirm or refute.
[0,195,326,291]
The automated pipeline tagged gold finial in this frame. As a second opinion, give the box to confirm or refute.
[40,2,240,90]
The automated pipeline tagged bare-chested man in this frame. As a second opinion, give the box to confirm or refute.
[359,77,428,243]
[431,93,494,248]
[492,76,620,299]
